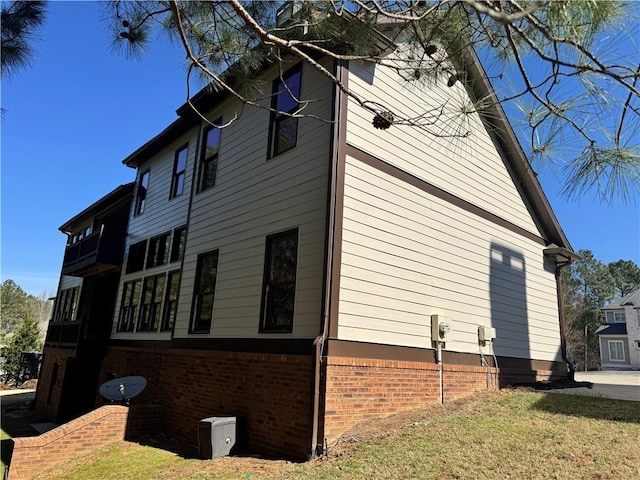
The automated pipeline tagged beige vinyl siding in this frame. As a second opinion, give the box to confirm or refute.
[174,61,332,339]
[346,57,542,236]
[126,131,196,240]
[111,130,196,339]
[337,157,562,362]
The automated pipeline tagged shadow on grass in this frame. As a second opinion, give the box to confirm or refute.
[532,380,594,391]
[531,392,640,424]
[135,434,296,465]
[136,434,201,460]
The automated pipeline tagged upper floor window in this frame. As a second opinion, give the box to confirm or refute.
[199,122,221,191]
[147,232,170,269]
[134,170,150,215]
[260,229,298,333]
[171,145,188,198]
[126,240,147,273]
[269,65,301,158]
[190,250,219,333]
[170,226,186,262]
[637,309,640,327]
[614,311,626,323]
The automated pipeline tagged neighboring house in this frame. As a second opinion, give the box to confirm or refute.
[596,289,640,370]
[36,31,578,459]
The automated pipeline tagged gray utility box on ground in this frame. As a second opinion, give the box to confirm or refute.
[198,416,242,459]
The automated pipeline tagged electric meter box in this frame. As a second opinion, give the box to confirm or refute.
[431,315,451,342]
[478,325,497,343]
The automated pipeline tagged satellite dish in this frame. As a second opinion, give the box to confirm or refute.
[99,376,147,403]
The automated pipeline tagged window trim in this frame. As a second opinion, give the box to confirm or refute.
[268,64,302,159]
[170,144,189,198]
[118,279,141,332]
[190,250,220,334]
[170,226,187,263]
[53,287,80,323]
[259,228,299,333]
[146,232,171,269]
[162,270,181,332]
[198,119,222,191]
[608,339,626,362]
[137,273,166,332]
[134,170,150,215]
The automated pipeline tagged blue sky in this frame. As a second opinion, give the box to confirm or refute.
[2,1,639,296]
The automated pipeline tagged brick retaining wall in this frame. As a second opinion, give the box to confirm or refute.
[8,404,163,480]
[9,405,127,480]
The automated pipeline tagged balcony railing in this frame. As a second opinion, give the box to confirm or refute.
[61,225,126,276]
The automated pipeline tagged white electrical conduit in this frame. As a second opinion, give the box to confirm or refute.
[436,341,444,404]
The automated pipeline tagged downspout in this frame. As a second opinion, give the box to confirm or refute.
[310,58,345,459]
[555,261,575,382]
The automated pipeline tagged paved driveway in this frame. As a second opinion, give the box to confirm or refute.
[550,371,640,402]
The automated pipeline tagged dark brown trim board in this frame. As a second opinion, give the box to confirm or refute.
[344,143,548,247]
[325,338,564,372]
[109,337,315,355]
[327,61,350,339]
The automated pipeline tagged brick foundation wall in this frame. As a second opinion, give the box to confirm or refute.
[34,347,72,420]
[499,367,566,386]
[8,405,128,480]
[99,346,315,459]
[126,404,165,439]
[323,356,501,442]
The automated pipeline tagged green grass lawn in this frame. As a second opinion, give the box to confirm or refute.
[25,390,640,480]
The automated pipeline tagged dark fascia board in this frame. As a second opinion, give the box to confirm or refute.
[463,49,574,251]
[122,61,267,169]
[121,114,198,168]
[59,182,135,233]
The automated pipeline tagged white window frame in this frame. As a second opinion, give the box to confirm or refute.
[608,340,625,362]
